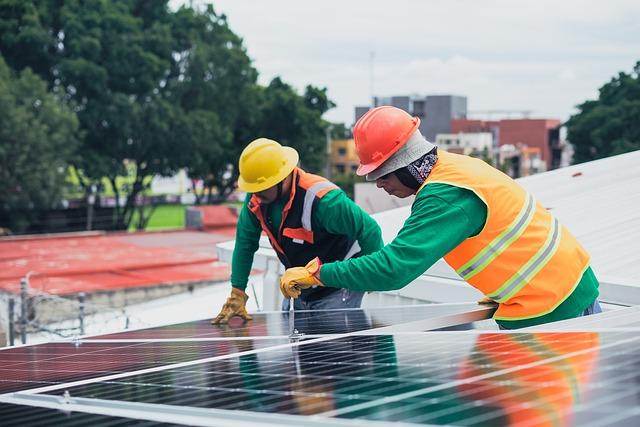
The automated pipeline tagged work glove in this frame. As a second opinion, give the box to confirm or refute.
[477,296,497,305]
[280,257,323,299]
[211,287,253,324]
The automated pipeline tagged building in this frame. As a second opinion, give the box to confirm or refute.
[355,94,468,142]
[329,138,360,176]
[451,118,563,170]
[435,132,493,158]
[498,144,545,178]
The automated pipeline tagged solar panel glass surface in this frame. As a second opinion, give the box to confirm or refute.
[3,304,640,426]
[0,339,288,394]
[28,331,640,426]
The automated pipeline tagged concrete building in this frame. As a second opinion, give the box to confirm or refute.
[435,132,493,158]
[355,94,468,143]
[499,144,546,178]
[329,138,360,176]
[451,118,563,170]
[421,95,467,142]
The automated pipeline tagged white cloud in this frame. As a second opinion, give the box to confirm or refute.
[175,0,640,124]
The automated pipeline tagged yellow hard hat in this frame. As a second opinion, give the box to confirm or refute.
[237,138,299,193]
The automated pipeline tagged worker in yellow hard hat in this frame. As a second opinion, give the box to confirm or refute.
[212,138,383,324]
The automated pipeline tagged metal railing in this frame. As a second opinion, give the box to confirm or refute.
[4,274,135,346]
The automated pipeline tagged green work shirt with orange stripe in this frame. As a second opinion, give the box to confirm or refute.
[319,183,599,329]
[231,189,384,291]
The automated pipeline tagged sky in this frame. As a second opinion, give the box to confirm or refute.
[174,0,639,126]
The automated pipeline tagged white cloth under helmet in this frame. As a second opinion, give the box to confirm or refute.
[366,129,436,181]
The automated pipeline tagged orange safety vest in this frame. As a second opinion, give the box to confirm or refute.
[420,151,590,321]
[248,167,360,270]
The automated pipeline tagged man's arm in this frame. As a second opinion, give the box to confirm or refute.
[230,195,263,290]
[319,184,487,292]
[212,195,263,324]
[313,189,384,255]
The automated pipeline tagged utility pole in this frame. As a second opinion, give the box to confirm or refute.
[369,51,375,106]
[325,124,334,180]
[86,185,95,231]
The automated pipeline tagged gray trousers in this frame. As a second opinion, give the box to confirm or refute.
[578,299,602,316]
[281,288,364,311]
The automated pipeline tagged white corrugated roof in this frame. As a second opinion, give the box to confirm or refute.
[517,150,640,285]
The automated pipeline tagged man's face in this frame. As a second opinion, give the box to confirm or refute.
[375,172,415,198]
[254,185,280,204]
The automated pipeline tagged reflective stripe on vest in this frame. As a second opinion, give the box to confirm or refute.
[300,180,361,260]
[301,181,337,231]
[488,216,561,303]
[419,151,590,321]
[457,193,536,280]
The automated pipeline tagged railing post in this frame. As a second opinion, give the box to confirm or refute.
[8,298,15,346]
[78,292,86,336]
[19,277,28,344]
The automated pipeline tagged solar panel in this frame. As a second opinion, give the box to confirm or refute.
[2,304,640,426]
[0,339,289,394]
[91,303,491,340]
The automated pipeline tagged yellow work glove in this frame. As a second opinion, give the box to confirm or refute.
[211,288,253,324]
[477,296,497,305]
[279,257,323,299]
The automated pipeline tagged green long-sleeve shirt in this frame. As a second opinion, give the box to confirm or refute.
[320,183,599,329]
[230,189,384,290]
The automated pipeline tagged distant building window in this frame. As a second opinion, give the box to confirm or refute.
[351,164,358,172]
[338,148,347,156]
[335,164,346,174]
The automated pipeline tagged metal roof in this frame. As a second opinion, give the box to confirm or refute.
[517,150,640,285]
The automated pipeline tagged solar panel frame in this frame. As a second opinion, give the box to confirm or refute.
[88,303,493,340]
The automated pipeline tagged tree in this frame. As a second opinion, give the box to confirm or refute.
[0,1,258,228]
[169,5,257,205]
[566,61,640,164]
[330,122,352,139]
[0,57,79,233]
[0,0,335,231]
[331,173,365,200]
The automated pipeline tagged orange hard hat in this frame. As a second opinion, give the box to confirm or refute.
[353,106,420,176]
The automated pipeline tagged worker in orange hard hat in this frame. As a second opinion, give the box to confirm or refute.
[212,138,383,324]
[280,106,602,329]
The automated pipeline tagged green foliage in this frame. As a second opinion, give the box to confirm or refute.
[0,57,80,233]
[566,61,640,164]
[251,77,334,173]
[0,0,335,231]
[330,122,352,139]
[128,204,185,231]
[331,173,366,200]
[481,146,494,166]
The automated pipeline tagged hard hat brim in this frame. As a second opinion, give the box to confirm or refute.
[237,147,299,193]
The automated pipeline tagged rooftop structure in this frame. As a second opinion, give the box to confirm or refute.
[2,151,639,425]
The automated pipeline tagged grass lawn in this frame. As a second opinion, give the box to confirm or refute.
[129,204,186,231]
